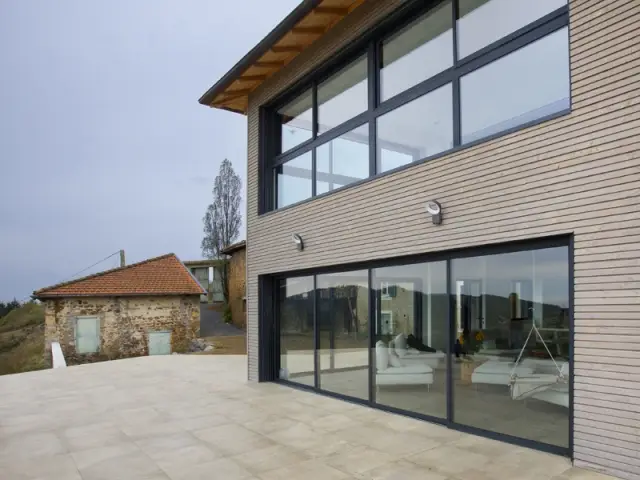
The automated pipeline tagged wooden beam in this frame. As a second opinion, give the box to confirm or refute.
[219,89,253,100]
[238,74,268,82]
[292,26,326,35]
[271,45,304,53]
[254,61,285,68]
[314,6,349,15]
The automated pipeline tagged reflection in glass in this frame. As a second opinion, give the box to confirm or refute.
[278,276,315,386]
[451,246,569,448]
[373,262,447,419]
[317,270,369,400]
[277,89,313,153]
[457,0,567,58]
[316,123,369,195]
[460,27,570,144]
[276,152,312,208]
[318,55,368,135]
[377,83,453,173]
[381,1,452,101]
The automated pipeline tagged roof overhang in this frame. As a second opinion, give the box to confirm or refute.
[198,0,366,115]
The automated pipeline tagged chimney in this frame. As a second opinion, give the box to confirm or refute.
[119,250,126,267]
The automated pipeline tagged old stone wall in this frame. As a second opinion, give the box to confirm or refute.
[43,295,200,365]
[227,249,246,329]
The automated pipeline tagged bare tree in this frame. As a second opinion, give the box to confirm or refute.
[201,159,242,303]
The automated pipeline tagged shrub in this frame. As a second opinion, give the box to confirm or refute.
[223,303,232,324]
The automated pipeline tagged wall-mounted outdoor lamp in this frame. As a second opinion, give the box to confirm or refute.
[426,200,442,225]
[292,233,304,251]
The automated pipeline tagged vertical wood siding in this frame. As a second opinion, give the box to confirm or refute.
[244,0,640,476]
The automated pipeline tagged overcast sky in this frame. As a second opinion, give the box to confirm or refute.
[0,0,300,301]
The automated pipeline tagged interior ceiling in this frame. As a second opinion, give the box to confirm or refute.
[208,0,366,114]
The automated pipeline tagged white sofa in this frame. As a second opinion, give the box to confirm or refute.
[391,333,445,368]
[375,341,434,387]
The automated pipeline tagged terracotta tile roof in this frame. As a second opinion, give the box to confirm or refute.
[34,253,206,298]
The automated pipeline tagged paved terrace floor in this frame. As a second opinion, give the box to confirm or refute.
[0,356,612,480]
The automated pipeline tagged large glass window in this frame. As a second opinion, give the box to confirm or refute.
[460,27,570,144]
[278,276,315,387]
[451,246,569,448]
[317,55,368,135]
[276,152,312,208]
[373,262,448,419]
[380,1,453,101]
[317,270,369,400]
[457,0,567,58]
[273,241,571,451]
[277,89,313,153]
[377,84,453,173]
[265,0,569,212]
[317,123,369,195]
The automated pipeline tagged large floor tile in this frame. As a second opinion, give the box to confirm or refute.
[354,459,448,480]
[192,423,276,456]
[231,444,310,475]
[61,421,129,452]
[324,444,399,475]
[0,431,67,461]
[257,458,353,480]
[163,457,254,480]
[0,453,81,480]
[76,450,166,480]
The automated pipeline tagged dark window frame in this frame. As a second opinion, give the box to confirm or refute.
[259,0,570,214]
[262,234,573,457]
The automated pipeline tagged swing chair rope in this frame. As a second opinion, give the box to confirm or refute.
[510,322,564,383]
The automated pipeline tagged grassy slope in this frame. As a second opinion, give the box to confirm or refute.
[0,303,45,375]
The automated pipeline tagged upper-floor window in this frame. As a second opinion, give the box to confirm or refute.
[262,0,570,213]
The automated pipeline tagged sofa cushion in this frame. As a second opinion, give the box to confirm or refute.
[375,341,389,371]
[394,333,407,353]
[389,349,403,368]
[377,364,433,375]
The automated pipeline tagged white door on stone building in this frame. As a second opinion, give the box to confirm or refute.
[76,317,100,354]
[148,331,171,355]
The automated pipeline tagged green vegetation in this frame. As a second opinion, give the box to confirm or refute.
[0,302,46,376]
[0,299,22,318]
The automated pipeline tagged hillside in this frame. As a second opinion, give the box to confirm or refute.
[0,302,46,375]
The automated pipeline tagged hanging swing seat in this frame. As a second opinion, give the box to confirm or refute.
[508,322,570,408]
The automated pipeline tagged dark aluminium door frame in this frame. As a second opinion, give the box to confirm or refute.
[260,235,573,457]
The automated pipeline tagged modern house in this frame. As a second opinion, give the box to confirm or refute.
[184,259,225,303]
[35,254,204,363]
[199,0,639,478]
[221,240,247,328]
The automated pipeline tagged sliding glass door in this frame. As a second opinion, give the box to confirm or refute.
[273,240,570,452]
[451,247,569,448]
[317,270,369,400]
[372,262,448,419]
[278,276,315,386]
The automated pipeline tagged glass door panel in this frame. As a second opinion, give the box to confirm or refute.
[450,247,570,448]
[317,270,369,400]
[372,261,447,419]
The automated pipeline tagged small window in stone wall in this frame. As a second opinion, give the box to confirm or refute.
[76,316,100,354]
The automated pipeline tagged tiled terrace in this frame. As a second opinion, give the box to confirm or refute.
[0,355,612,480]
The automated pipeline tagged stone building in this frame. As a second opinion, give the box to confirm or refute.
[34,253,204,365]
[221,240,246,329]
